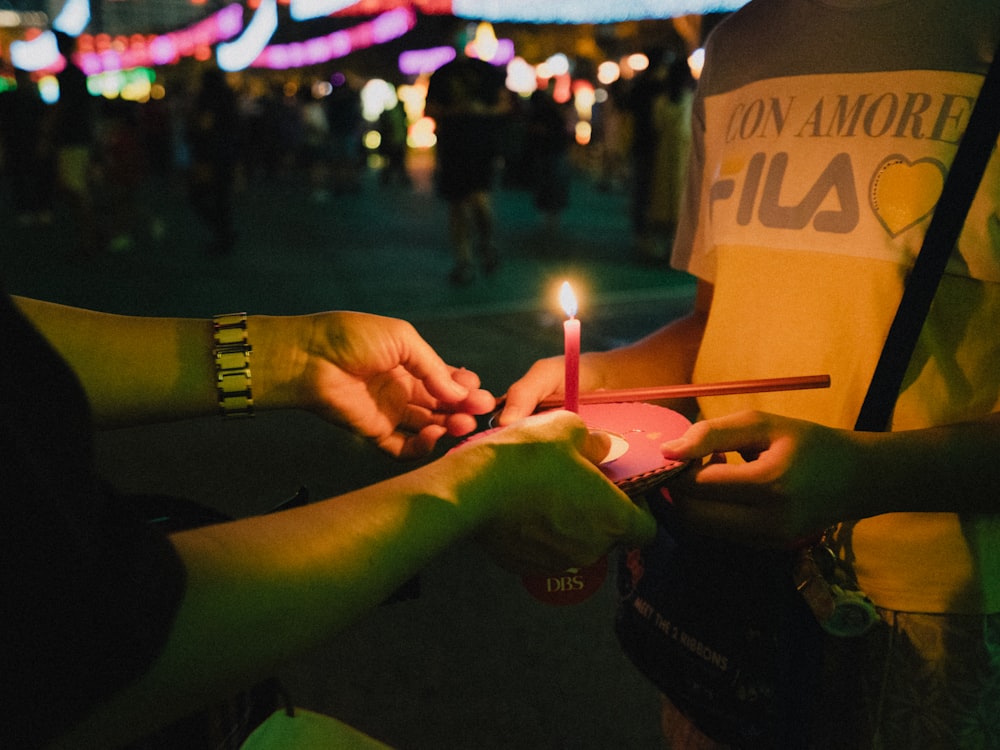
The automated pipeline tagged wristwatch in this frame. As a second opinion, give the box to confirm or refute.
[213,312,254,417]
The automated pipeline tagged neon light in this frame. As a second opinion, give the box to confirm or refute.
[289,0,358,21]
[17,5,245,76]
[452,0,749,22]
[251,7,415,70]
[52,0,91,36]
[217,0,278,72]
[9,31,60,72]
[78,5,244,73]
[398,46,456,76]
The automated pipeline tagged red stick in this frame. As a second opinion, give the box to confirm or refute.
[536,374,831,409]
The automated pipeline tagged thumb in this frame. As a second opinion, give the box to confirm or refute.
[580,429,612,465]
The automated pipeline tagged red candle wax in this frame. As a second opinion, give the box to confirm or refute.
[560,282,580,412]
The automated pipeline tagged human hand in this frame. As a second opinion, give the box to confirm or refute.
[255,312,495,458]
[660,410,865,547]
[495,356,568,426]
[449,410,657,572]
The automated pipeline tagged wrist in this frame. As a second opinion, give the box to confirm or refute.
[241,314,312,412]
[431,442,502,532]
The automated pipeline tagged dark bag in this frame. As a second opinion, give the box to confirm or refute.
[615,489,822,747]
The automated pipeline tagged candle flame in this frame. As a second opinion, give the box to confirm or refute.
[559,281,578,318]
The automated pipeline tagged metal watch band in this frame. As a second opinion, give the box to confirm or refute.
[213,312,254,417]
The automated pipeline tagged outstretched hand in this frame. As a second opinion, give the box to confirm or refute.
[451,410,657,572]
[260,312,495,458]
[660,410,865,547]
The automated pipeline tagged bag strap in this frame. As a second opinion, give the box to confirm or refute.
[855,47,1000,432]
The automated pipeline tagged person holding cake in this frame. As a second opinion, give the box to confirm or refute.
[498,0,1000,746]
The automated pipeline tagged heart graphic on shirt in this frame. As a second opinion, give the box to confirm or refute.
[869,155,947,238]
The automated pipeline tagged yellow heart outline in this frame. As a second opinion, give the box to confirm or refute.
[869,154,947,238]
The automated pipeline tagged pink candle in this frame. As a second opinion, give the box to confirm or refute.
[560,282,580,413]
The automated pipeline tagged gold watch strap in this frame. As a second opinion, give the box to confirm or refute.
[213,312,254,417]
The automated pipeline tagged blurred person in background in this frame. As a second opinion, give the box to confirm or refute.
[186,67,240,256]
[50,31,100,259]
[524,85,575,236]
[425,46,510,285]
[643,55,695,264]
[0,64,54,227]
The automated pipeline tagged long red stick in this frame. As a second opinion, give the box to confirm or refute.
[535,374,831,409]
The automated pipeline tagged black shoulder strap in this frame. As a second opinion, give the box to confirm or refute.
[855,47,1000,432]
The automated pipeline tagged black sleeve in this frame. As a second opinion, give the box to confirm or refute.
[1,291,186,749]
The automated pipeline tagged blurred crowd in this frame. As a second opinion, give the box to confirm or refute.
[0,49,696,263]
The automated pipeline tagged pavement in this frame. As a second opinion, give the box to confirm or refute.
[1,150,696,749]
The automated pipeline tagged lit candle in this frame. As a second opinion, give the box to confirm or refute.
[560,281,580,413]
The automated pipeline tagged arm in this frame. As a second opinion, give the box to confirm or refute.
[14,297,493,458]
[50,411,656,749]
[498,281,712,424]
[660,409,1000,547]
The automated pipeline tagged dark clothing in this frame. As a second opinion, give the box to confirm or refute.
[426,57,507,200]
[0,80,53,217]
[187,70,240,253]
[524,91,573,214]
[52,62,94,148]
[623,66,670,235]
[1,289,186,749]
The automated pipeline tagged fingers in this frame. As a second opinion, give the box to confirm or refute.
[496,359,563,426]
[397,330,473,404]
[408,363,495,419]
[456,385,496,418]
[444,412,479,437]
[661,410,771,461]
[450,366,481,390]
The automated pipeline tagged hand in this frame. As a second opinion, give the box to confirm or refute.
[451,410,657,572]
[495,356,568,426]
[660,410,864,547]
[257,312,495,458]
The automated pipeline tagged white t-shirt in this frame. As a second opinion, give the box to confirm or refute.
[673,0,1000,613]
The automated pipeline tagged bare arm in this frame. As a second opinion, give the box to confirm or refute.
[49,411,655,749]
[14,296,219,426]
[14,297,493,457]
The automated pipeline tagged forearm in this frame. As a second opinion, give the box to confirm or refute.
[14,297,310,427]
[850,411,1000,517]
[50,452,487,749]
[15,297,218,426]
[49,412,651,748]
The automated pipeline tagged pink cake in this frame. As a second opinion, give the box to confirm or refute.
[462,402,691,497]
[576,402,690,496]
